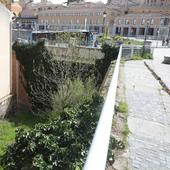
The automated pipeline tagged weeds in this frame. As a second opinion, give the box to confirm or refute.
[117,102,128,114]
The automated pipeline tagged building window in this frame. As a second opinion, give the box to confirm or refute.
[141,19,145,25]
[160,18,164,25]
[96,19,99,24]
[150,18,154,25]
[125,19,129,25]
[133,19,136,25]
[118,19,121,25]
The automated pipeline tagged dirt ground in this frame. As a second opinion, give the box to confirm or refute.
[106,64,129,170]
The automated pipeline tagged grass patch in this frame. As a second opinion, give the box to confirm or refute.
[131,52,153,61]
[116,102,129,146]
[0,113,45,157]
[9,112,46,130]
[142,52,153,59]
[124,39,144,46]
[122,123,130,147]
[122,123,129,137]
[111,36,144,46]
[117,102,128,114]
[124,168,129,170]
[0,121,16,157]
[120,59,126,64]
[131,54,143,60]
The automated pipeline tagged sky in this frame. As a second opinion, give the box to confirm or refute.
[33,0,107,4]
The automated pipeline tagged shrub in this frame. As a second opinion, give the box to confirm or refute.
[131,52,152,60]
[131,54,143,60]
[143,52,153,59]
[51,77,97,117]
[0,96,103,170]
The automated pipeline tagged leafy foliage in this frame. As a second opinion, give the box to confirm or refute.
[116,102,128,113]
[142,52,153,59]
[51,78,97,115]
[96,44,119,85]
[131,52,152,60]
[13,42,97,114]
[0,96,103,170]
[107,136,125,165]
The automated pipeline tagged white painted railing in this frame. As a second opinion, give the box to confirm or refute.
[83,45,122,170]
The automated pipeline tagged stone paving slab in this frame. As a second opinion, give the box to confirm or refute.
[125,61,170,170]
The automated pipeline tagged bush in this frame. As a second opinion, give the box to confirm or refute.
[143,52,153,59]
[51,77,97,117]
[131,51,152,61]
[0,96,103,170]
[131,54,143,60]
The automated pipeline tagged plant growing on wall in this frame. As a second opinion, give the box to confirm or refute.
[96,43,119,85]
[13,42,98,114]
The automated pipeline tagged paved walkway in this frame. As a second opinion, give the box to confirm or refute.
[125,60,170,170]
[146,47,170,89]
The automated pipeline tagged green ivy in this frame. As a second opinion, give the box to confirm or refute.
[96,44,119,85]
[13,42,98,114]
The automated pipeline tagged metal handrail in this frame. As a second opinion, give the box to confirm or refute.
[83,45,122,170]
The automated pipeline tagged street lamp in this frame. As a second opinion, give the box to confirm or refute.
[103,11,107,36]
[142,19,150,57]
[16,21,21,38]
[156,29,160,47]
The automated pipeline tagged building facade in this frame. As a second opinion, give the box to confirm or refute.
[112,0,170,39]
[34,2,111,33]
[0,4,12,117]
[12,0,170,40]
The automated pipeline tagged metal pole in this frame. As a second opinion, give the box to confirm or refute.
[156,29,159,48]
[84,18,87,30]
[103,17,105,34]
[142,22,149,57]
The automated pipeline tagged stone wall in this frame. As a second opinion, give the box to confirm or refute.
[46,45,104,64]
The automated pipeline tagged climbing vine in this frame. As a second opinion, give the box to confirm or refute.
[13,42,97,114]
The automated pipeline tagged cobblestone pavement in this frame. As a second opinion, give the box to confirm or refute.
[146,48,170,89]
[124,61,170,170]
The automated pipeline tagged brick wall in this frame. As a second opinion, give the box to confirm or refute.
[12,51,31,112]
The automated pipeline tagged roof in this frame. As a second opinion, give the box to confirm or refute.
[21,8,35,18]
[8,2,22,16]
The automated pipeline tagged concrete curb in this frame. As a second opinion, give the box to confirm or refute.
[144,61,170,95]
